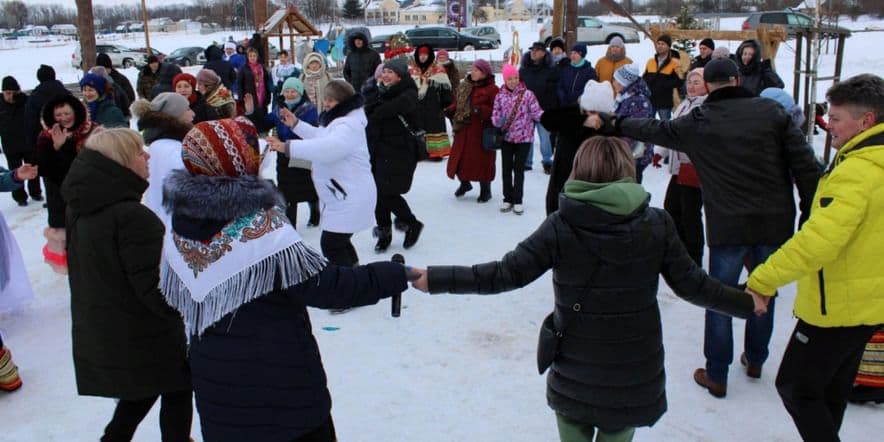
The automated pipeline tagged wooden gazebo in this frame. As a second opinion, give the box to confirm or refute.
[260,5,322,64]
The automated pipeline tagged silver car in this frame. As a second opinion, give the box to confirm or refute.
[539,16,640,46]
[463,26,501,45]
[71,43,145,69]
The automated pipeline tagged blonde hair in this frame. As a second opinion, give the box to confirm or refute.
[84,128,145,169]
[569,136,636,182]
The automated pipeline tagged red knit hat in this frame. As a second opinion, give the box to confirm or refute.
[173,72,197,89]
[418,46,431,56]
[181,117,260,177]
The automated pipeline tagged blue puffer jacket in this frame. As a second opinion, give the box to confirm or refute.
[557,60,597,107]
[190,262,407,442]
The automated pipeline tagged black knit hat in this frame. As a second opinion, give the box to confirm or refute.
[699,38,715,50]
[656,34,672,47]
[384,58,409,79]
[549,38,566,52]
[703,58,739,83]
[37,64,55,82]
[96,52,113,69]
[2,76,20,92]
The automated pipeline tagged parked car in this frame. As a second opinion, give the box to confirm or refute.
[539,16,641,46]
[71,43,145,69]
[403,27,498,51]
[463,26,501,45]
[133,47,166,66]
[165,46,206,66]
[369,32,411,53]
[742,10,850,38]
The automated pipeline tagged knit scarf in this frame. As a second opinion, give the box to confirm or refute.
[452,77,476,130]
[571,59,587,68]
[411,64,451,100]
[86,98,100,122]
[303,69,330,112]
[159,171,327,339]
[248,62,266,107]
[206,84,235,109]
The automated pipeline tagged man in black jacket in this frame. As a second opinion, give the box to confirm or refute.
[96,53,135,104]
[23,65,70,153]
[1,76,42,205]
[203,44,237,91]
[588,58,821,398]
[342,31,381,93]
[520,41,559,174]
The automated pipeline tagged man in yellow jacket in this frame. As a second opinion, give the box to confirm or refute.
[747,74,884,441]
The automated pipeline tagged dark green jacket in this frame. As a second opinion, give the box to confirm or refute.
[62,149,190,399]
[89,97,127,128]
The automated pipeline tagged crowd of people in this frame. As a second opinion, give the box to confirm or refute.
[0,30,882,442]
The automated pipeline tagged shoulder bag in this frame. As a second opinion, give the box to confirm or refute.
[397,114,429,162]
[482,90,525,151]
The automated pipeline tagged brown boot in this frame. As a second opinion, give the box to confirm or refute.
[740,353,762,379]
[0,347,22,392]
[693,368,726,398]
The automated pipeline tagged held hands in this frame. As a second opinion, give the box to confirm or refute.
[243,93,255,115]
[408,267,428,293]
[15,163,38,180]
[745,287,771,317]
[279,106,299,129]
[50,124,70,150]
[265,135,287,154]
[584,112,603,130]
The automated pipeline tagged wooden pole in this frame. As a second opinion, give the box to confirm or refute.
[141,0,151,53]
[564,0,577,49]
[552,0,563,40]
[75,0,96,72]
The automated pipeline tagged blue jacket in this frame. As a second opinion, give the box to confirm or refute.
[557,60,597,107]
[0,166,23,192]
[190,262,407,442]
[266,98,319,142]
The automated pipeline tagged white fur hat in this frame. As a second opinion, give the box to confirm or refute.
[579,80,616,113]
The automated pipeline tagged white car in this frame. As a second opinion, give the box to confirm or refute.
[539,16,641,47]
[71,43,145,69]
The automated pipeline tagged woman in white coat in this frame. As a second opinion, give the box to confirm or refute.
[130,92,195,222]
[267,80,376,267]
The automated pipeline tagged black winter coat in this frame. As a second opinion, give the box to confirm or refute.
[109,69,136,103]
[148,63,182,100]
[612,86,821,246]
[735,40,785,96]
[190,262,406,442]
[428,194,753,429]
[540,106,597,215]
[204,45,238,90]
[364,75,420,195]
[519,52,559,111]
[62,149,191,400]
[343,32,381,92]
[237,63,274,132]
[23,79,70,148]
[557,61,597,107]
[0,92,29,155]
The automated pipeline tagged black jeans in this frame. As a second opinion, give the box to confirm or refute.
[500,142,531,204]
[3,151,42,203]
[293,416,337,442]
[776,320,876,442]
[101,390,192,442]
[321,231,358,267]
[375,194,417,228]
[663,175,705,266]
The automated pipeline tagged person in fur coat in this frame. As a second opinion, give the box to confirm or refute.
[445,59,499,202]
[130,92,195,221]
[161,116,412,442]
[410,44,454,160]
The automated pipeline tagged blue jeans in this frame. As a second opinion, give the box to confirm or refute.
[655,108,672,120]
[525,122,553,168]
[704,245,778,384]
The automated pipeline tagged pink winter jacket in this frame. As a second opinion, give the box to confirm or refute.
[492,82,543,144]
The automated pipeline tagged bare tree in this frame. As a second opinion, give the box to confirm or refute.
[76,0,96,72]
[2,0,28,29]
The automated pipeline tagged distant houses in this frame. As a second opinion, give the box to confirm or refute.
[365,0,534,25]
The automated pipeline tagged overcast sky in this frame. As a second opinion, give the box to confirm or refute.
[26,0,196,7]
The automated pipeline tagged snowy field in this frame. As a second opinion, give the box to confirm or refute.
[2,14,883,441]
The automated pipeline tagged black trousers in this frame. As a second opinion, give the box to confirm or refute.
[3,151,42,203]
[101,390,192,442]
[293,416,337,442]
[663,176,705,266]
[321,231,358,267]
[776,320,876,442]
[500,142,530,204]
[375,193,416,228]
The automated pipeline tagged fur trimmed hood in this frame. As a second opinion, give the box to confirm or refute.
[162,169,285,221]
[319,92,364,127]
[136,110,193,145]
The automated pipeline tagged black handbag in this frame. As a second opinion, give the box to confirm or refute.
[482,90,525,151]
[397,115,429,162]
[536,224,602,375]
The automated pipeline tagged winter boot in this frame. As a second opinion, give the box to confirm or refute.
[477,182,492,203]
[393,218,409,232]
[307,200,320,227]
[0,347,22,392]
[373,226,393,253]
[403,221,424,249]
[454,181,473,197]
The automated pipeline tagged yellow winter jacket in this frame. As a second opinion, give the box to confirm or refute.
[747,123,884,327]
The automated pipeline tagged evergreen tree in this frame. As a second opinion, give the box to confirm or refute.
[342,0,364,19]
[672,4,700,57]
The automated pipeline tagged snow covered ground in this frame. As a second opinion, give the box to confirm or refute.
[1,15,883,441]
